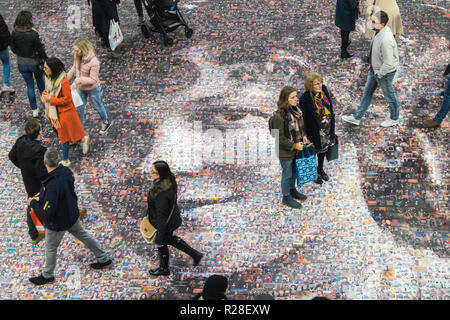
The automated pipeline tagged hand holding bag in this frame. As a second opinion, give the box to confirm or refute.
[108,19,123,51]
[140,195,176,243]
[71,89,84,108]
[295,144,318,187]
[326,136,339,161]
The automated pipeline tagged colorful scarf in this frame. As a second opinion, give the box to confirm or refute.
[289,106,306,141]
[311,91,331,118]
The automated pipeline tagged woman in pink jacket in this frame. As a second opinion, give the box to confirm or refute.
[67,38,112,135]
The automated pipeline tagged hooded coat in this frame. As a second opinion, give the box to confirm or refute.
[8,135,48,197]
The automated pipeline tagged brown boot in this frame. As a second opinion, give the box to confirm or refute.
[424,119,441,128]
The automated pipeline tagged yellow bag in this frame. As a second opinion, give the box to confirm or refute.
[140,217,157,243]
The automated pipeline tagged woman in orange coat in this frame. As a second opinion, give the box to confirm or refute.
[40,57,89,167]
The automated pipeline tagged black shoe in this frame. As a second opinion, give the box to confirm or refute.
[29,275,55,286]
[319,171,329,181]
[149,267,170,276]
[282,195,302,209]
[290,189,307,201]
[193,252,204,266]
[314,177,323,184]
[90,259,112,270]
[341,51,354,59]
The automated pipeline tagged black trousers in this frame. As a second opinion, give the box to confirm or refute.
[317,153,326,173]
[340,29,350,53]
[26,206,39,240]
[134,0,144,17]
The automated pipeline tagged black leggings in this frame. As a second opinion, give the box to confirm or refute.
[340,29,350,52]
[134,0,144,17]
[317,153,325,173]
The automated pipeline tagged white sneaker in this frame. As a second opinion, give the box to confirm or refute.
[1,85,15,93]
[380,118,399,127]
[82,136,90,155]
[60,160,71,167]
[342,114,360,126]
[32,109,39,118]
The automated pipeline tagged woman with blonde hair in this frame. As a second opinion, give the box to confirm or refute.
[272,86,310,209]
[67,38,112,135]
[299,73,337,184]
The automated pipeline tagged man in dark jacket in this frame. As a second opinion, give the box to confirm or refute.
[28,147,112,286]
[0,13,15,94]
[8,118,47,243]
[335,0,360,59]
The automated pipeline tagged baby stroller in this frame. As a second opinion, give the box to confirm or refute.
[140,0,193,46]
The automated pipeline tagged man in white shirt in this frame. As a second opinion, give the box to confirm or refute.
[342,11,400,128]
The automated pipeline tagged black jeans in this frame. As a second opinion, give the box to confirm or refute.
[26,206,39,240]
[340,29,350,53]
[134,0,144,17]
[317,153,326,173]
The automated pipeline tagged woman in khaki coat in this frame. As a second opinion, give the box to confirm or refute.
[364,0,403,37]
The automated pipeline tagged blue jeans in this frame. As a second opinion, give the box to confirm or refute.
[280,159,296,196]
[0,48,11,86]
[18,64,45,110]
[62,142,70,161]
[76,86,109,125]
[354,70,399,121]
[434,75,450,123]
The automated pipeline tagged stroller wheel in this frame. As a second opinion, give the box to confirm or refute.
[141,24,151,39]
[185,28,193,39]
[164,37,174,46]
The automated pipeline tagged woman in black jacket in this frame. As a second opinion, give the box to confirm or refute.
[299,73,337,184]
[10,11,47,117]
[147,161,203,276]
[0,13,15,94]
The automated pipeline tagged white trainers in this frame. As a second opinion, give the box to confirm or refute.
[342,114,360,126]
[380,118,399,127]
[99,121,112,135]
[32,109,39,118]
[60,160,71,167]
[82,136,90,155]
[1,85,15,93]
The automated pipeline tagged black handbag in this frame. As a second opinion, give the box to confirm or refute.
[326,137,339,161]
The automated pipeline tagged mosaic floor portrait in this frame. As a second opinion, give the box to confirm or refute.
[0,0,448,300]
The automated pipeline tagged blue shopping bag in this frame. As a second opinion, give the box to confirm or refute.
[295,145,317,187]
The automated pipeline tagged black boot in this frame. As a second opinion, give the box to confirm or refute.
[282,195,302,209]
[170,236,204,266]
[290,189,307,201]
[340,51,354,59]
[149,246,170,276]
